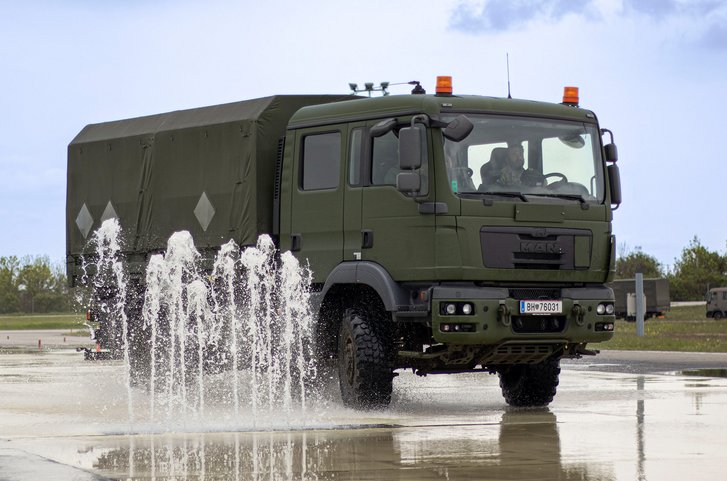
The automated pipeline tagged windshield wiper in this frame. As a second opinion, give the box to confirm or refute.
[533,193,590,209]
[480,191,529,204]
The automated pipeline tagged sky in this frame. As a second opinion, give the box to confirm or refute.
[1,0,726,271]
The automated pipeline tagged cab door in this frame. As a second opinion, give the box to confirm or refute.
[360,120,435,280]
[287,126,346,282]
[343,123,366,261]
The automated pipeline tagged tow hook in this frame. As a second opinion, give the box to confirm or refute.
[572,304,585,326]
[498,302,511,327]
[575,344,599,356]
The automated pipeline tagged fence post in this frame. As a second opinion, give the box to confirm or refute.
[636,273,645,337]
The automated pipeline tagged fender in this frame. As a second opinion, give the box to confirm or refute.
[320,261,409,312]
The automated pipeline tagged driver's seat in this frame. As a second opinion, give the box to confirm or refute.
[479,148,508,189]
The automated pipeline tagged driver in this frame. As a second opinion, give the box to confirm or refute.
[496,144,544,187]
[496,144,525,186]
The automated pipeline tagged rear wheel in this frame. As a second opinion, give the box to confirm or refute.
[338,307,394,409]
[714,311,724,320]
[498,357,561,407]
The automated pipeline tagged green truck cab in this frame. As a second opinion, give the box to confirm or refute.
[67,79,620,408]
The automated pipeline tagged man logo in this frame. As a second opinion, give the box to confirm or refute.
[520,241,563,254]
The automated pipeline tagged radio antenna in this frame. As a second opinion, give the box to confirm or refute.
[506,53,512,99]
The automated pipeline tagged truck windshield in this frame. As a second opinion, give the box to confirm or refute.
[442,114,605,203]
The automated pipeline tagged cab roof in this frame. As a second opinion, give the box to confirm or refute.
[288,93,598,129]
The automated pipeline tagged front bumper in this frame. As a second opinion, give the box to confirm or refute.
[430,285,615,345]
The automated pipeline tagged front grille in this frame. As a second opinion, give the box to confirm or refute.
[509,288,561,299]
[513,252,562,269]
[480,226,591,270]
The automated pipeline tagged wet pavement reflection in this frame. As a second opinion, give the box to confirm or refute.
[1,349,726,480]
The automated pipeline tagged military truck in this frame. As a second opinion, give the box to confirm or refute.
[608,278,670,320]
[706,287,727,319]
[67,78,621,408]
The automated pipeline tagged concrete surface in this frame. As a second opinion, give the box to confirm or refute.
[0,348,725,480]
[0,329,94,350]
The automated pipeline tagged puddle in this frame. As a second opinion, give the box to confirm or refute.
[681,368,727,378]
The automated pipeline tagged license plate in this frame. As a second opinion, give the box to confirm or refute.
[519,300,562,315]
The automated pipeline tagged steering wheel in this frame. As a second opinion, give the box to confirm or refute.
[544,172,568,185]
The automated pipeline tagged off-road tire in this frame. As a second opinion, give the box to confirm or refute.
[498,357,561,407]
[338,308,394,409]
[714,311,724,320]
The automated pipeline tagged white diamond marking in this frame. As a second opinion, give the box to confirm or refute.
[101,201,118,222]
[76,203,94,239]
[194,192,215,232]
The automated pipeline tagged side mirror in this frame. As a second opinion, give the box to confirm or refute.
[396,172,421,193]
[608,163,622,208]
[442,115,473,141]
[605,143,618,162]
[399,124,424,169]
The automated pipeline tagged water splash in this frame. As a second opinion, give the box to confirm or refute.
[84,223,317,427]
[87,219,133,422]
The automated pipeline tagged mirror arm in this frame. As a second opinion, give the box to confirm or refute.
[411,114,429,127]
[600,128,615,144]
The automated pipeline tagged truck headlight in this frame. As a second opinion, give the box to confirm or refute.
[596,303,614,315]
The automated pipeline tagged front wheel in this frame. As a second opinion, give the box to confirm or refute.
[714,311,724,320]
[498,357,561,407]
[338,308,394,409]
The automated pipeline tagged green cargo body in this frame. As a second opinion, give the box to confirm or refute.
[66,95,351,284]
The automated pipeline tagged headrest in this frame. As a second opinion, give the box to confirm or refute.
[489,147,508,165]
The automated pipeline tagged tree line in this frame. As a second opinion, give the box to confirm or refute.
[0,256,70,314]
[0,236,725,313]
[616,237,727,301]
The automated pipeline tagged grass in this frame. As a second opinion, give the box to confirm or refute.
[2,305,725,352]
[656,304,705,322]
[0,313,87,330]
[599,304,727,353]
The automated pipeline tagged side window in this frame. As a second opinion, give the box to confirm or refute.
[723,292,727,301]
[302,132,341,190]
[371,131,399,185]
[349,128,363,186]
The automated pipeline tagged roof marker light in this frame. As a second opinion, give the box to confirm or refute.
[436,76,453,96]
[562,86,579,106]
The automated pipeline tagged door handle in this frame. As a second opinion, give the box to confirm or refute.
[362,230,374,249]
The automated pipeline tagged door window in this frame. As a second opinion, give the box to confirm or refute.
[301,132,341,190]
[371,131,400,186]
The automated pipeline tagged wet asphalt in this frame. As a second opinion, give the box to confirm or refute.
[1,333,726,480]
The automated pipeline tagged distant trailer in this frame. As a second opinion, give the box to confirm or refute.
[706,287,727,320]
[607,278,670,321]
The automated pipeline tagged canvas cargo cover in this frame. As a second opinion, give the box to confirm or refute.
[67,95,350,279]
